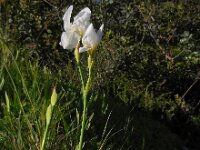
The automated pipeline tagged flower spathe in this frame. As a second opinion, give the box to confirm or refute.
[79,23,104,55]
[60,5,91,49]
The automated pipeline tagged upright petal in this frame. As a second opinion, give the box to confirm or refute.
[74,7,91,21]
[82,23,98,48]
[73,7,91,33]
[97,24,104,44]
[63,5,73,31]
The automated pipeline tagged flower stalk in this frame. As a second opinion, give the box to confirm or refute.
[40,88,57,150]
[60,5,104,150]
[78,55,93,150]
[75,42,85,92]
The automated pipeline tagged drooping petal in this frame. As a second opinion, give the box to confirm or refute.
[97,24,104,44]
[79,47,90,53]
[60,30,80,49]
[63,5,73,31]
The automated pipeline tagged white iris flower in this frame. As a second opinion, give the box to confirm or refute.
[79,23,104,54]
[60,5,91,49]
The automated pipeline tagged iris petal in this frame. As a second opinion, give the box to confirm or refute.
[79,47,90,53]
[82,23,99,49]
[73,7,91,33]
[63,5,73,31]
[60,30,80,50]
[60,6,92,50]
[74,7,91,21]
[97,24,104,44]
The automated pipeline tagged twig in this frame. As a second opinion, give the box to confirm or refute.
[42,0,58,9]
[181,79,199,100]
[149,31,173,62]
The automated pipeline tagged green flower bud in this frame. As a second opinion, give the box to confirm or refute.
[51,88,57,107]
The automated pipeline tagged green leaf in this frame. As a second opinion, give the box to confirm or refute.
[5,91,10,113]
[46,105,52,126]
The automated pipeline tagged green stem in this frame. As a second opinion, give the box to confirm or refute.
[41,106,54,150]
[78,61,92,150]
[41,124,49,150]
[78,92,87,150]
[78,63,85,91]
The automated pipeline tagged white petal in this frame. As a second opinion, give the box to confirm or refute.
[63,5,73,31]
[74,7,91,21]
[79,47,90,53]
[82,23,98,48]
[60,30,80,49]
[97,24,104,44]
[73,7,91,33]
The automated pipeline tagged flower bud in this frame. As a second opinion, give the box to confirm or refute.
[51,88,57,107]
